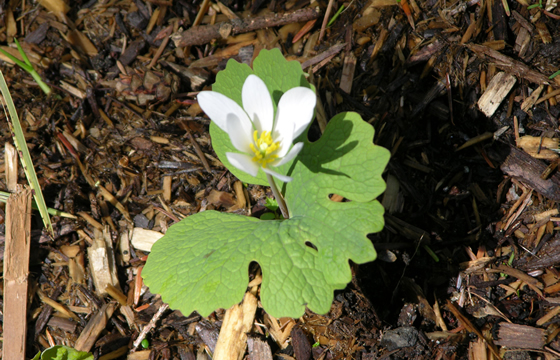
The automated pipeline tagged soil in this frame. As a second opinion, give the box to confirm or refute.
[1,0,560,359]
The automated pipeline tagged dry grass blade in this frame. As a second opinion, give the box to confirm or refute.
[0,70,54,236]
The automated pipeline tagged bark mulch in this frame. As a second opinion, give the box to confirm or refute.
[1,0,560,359]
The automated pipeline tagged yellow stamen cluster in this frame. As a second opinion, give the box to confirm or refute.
[249,130,280,168]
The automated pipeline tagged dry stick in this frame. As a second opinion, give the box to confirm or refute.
[174,7,320,47]
[318,0,335,43]
[133,303,169,349]
[193,0,211,27]
[301,42,345,70]
[185,127,212,173]
[75,303,117,352]
[466,43,556,87]
[3,185,33,360]
[148,28,171,69]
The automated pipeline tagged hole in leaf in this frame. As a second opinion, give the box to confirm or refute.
[247,262,262,287]
[305,241,318,252]
[329,194,346,202]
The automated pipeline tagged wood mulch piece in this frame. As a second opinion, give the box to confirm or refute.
[1,0,560,359]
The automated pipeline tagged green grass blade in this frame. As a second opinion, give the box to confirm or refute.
[0,71,54,236]
[0,191,76,218]
[0,47,32,72]
[13,38,51,95]
[327,4,345,27]
[0,40,52,95]
[14,39,32,67]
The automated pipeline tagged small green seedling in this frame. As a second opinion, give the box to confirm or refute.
[32,345,93,360]
[264,197,279,212]
[527,0,542,9]
[143,49,390,318]
[422,244,439,262]
[0,38,52,95]
[141,339,150,349]
[508,251,515,266]
[260,197,282,220]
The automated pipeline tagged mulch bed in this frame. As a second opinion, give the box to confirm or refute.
[1,0,560,359]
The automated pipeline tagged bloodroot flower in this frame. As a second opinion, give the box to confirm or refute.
[198,74,316,183]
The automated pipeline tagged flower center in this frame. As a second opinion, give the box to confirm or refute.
[249,130,280,168]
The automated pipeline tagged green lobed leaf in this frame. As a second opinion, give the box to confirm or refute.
[38,346,93,360]
[210,48,314,186]
[143,110,390,318]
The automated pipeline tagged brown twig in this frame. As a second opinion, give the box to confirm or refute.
[184,127,212,173]
[466,43,556,87]
[301,43,345,70]
[193,0,211,27]
[148,26,172,69]
[318,0,335,43]
[133,303,169,349]
[173,7,320,47]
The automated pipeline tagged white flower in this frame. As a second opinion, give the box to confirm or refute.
[198,74,316,182]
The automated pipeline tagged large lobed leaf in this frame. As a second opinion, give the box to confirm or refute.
[143,104,390,317]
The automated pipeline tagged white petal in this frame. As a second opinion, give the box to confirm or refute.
[274,142,303,167]
[226,152,259,177]
[226,114,254,153]
[242,75,274,133]
[198,91,250,132]
[262,167,293,183]
[273,117,295,158]
[274,87,316,142]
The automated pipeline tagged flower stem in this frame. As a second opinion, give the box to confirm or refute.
[266,174,289,219]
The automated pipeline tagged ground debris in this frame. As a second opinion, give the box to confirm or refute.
[3,0,560,358]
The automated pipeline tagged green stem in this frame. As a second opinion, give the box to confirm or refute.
[266,174,289,219]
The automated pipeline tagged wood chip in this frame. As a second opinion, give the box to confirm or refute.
[291,326,311,360]
[495,323,545,348]
[467,44,554,87]
[520,85,544,112]
[477,72,517,117]
[340,52,356,94]
[3,185,33,360]
[248,336,273,360]
[517,135,559,161]
[214,286,258,360]
[501,146,560,202]
[88,227,120,296]
[131,227,164,252]
[75,303,116,352]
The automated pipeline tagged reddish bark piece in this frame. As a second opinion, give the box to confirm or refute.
[495,323,545,349]
[501,146,560,202]
[291,326,311,360]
